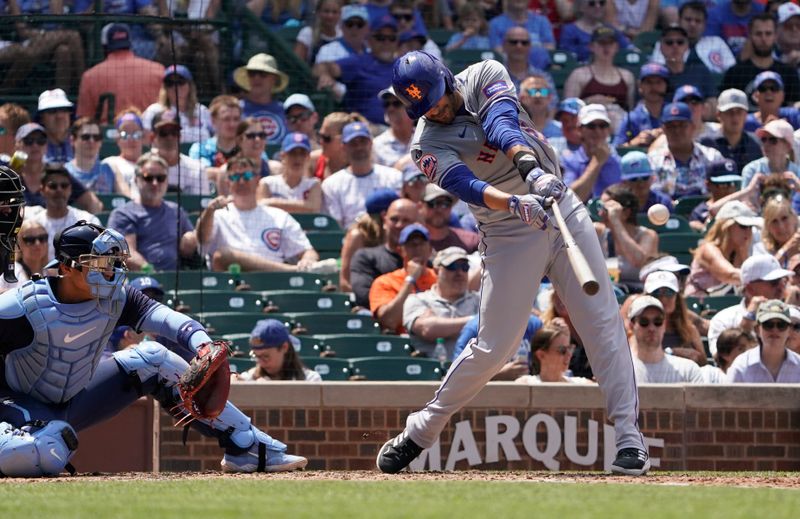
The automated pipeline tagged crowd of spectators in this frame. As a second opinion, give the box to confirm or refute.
[3,0,800,384]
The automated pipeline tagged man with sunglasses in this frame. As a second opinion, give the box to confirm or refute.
[629,296,704,383]
[283,94,320,150]
[108,152,198,272]
[688,159,742,232]
[234,54,290,146]
[151,109,210,195]
[658,25,714,100]
[374,88,415,169]
[744,72,800,132]
[700,89,762,172]
[0,220,308,476]
[488,0,554,53]
[501,27,553,93]
[315,4,371,65]
[27,164,101,262]
[402,246,478,359]
[708,254,794,356]
[421,183,479,253]
[65,117,114,194]
[519,75,561,140]
[721,13,800,103]
[561,104,622,202]
[726,299,800,382]
[614,64,668,149]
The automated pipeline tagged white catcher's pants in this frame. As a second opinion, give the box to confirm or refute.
[405,191,645,452]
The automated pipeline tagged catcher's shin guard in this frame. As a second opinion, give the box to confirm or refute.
[113,341,189,384]
[0,420,78,477]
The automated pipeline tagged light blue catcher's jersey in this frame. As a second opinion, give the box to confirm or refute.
[1,279,126,404]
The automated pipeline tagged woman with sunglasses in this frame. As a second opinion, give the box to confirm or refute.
[99,109,146,201]
[515,326,594,383]
[643,271,706,365]
[685,200,760,297]
[65,117,114,194]
[142,65,212,144]
[310,111,366,180]
[758,195,800,266]
[228,118,272,188]
[726,299,800,382]
[294,0,343,64]
[374,89,414,169]
[257,132,321,213]
[740,119,800,201]
[0,220,48,294]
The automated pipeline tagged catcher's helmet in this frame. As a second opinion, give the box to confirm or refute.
[0,165,25,283]
[392,51,455,120]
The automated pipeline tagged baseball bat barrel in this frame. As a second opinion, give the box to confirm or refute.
[550,202,600,296]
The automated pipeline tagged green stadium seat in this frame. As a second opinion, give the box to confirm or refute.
[239,271,334,291]
[96,211,111,227]
[220,332,251,355]
[633,30,661,54]
[548,50,580,90]
[196,312,293,335]
[428,28,455,47]
[306,230,345,260]
[303,357,351,381]
[674,195,707,216]
[291,213,342,231]
[165,290,265,313]
[316,334,413,358]
[230,357,256,373]
[586,197,603,221]
[658,232,703,256]
[261,290,351,313]
[131,271,238,291]
[613,49,644,75]
[163,193,213,213]
[616,146,648,157]
[287,312,380,335]
[637,213,693,233]
[349,356,443,381]
[97,193,131,210]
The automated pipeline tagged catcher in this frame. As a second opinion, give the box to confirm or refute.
[0,216,307,476]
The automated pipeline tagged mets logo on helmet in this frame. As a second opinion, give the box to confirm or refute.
[406,84,423,100]
[419,153,438,180]
[262,228,282,251]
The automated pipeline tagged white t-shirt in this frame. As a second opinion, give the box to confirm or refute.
[259,175,319,202]
[168,154,212,195]
[101,155,140,202]
[650,36,736,74]
[296,25,342,51]
[372,129,410,168]
[321,165,402,228]
[29,207,101,261]
[515,374,595,384]
[633,354,704,383]
[238,366,322,382]
[142,103,214,144]
[700,364,726,384]
[205,204,312,265]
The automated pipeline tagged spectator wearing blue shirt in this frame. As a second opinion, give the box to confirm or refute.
[559,0,630,63]
[315,15,399,125]
[391,0,441,58]
[561,103,622,202]
[744,71,800,132]
[445,2,491,52]
[453,314,543,380]
[501,27,556,97]
[548,97,585,155]
[519,74,562,139]
[614,63,669,147]
[700,89,762,172]
[659,25,714,99]
[488,0,555,52]
[618,150,674,216]
[705,0,764,57]
[246,0,311,30]
[64,117,114,194]
[234,54,290,147]
[36,88,73,164]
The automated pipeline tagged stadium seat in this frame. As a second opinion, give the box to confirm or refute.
[586,197,603,221]
[674,195,707,216]
[239,271,334,291]
[261,290,351,313]
[658,232,703,256]
[315,334,413,358]
[616,146,648,157]
[613,49,644,75]
[220,332,251,355]
[96,211,111,227]
[548,50,580,90]
[291,213,342,231]
[166,290,265,313]
[97,193,131,210]
[428,28,455,47]
[132,271,239,292]
[637,213,693,233]
[306,230,345,260]
[303,357,351,380]
[197,312,293,335]
[349,357,443,381]
[633,30,661,54]
[287,312,380,335]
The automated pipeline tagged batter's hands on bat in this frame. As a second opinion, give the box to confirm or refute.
[508,194,549,229]
[514,150,565,201]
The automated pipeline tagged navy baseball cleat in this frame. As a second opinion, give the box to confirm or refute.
[610,448,650,476]
[376,430,423,473]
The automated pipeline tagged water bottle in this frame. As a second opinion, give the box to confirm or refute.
[228,262,242,288]
[433,338,447,363]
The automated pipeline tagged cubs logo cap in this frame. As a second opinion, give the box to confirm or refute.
[639,63,669,80]
[707,159,742,184]
[753,71,784,91]
[661,102,691,122]
[673,85,704,103]
[250,318,292,349]
[342,122,372,143]
[281,132,311,153]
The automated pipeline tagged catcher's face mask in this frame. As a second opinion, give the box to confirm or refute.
[78,229,130,300]
[0,166,25,283]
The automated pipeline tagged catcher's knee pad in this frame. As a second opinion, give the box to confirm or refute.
[113,341,190,385]
[0,420,78,477]
[204,403,286,452]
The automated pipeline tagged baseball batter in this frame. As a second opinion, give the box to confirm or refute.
[0,209,306,475]
[376,52,649,475]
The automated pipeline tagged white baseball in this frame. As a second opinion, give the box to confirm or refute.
[647,204,670,226]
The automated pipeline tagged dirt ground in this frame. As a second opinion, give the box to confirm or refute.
[9,471,799,489]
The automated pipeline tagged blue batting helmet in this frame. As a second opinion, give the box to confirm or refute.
[392,51,455,120]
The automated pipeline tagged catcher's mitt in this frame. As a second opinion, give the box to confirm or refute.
[178,340,231,420]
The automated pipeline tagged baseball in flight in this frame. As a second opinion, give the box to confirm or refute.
[647,204,670,226]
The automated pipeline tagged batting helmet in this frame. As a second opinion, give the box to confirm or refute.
[392,51,455,120]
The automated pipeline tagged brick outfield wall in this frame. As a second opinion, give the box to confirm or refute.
[159,384,800,472]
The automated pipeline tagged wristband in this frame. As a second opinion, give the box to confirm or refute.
[743,311,756,322]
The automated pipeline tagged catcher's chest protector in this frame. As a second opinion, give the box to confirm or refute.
[3,280,123,404]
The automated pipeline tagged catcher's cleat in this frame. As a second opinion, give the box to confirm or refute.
[610,448,650,476]
[221,449,308,473]
[376,429,423,474]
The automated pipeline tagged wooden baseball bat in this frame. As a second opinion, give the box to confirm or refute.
[550,201,600,296]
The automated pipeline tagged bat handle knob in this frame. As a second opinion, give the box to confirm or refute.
[543,196,555,209]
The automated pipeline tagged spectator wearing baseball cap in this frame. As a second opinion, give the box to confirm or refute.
[129,276,165,301]
[614,63,669,148]
[687,159,742,231]
[37,88,74,164]
[619,150,674,216]
[672,85,719,141]
[740,118,800,211]
[369,223,437,334]
[142,64,213,144]
[397,163,427,203]
[706,253,793,355]
[720,12,800,104]
[643,270,707,365]
[548,97,586,154]
[628,294,704,383]
[657,25,714,101]
[236,319,321,382]
[321,122,402,228]
[744,71,800,133]
[257,132,322,214]
[235,54,289,146]
[314,4,370,68]
[421,183,479,254]
[776,2,800,68]
[700,89,761,173]
[373,87,414,169]
[639,254,691,290]
[76,23,164,122]
[558,16,631,64]
[560,104,622,202]
[726,299,800,383]
[648,102,723,198]
[283,94,319,148]
[152,108,211,196]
